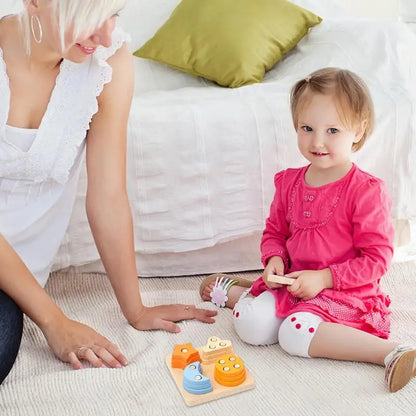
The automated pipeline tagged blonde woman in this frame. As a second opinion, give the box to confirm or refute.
[0,0,216,384]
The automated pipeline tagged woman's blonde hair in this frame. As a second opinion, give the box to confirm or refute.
[20,0,126,55]
[290,67,374,152]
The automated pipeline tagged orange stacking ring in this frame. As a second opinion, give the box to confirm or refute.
[214,354,246,387]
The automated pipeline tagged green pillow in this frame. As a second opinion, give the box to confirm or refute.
[134,0,322,88]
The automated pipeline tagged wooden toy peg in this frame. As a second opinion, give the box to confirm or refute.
[267,274,295,285]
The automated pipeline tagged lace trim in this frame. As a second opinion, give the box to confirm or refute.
[91,27,131,97]
[288,291,391,336]
[0,27,130,184]
[0,49,8,127]
[329,264,342,291]
[287,167,348,230]
[51,27,131,183]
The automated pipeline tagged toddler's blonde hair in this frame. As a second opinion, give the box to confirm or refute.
[290,67,374,151]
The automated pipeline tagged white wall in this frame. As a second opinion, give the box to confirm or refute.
[0,0,21,15]
[0,1,403,21]
[342,0,399,20]
[1,1,412,27]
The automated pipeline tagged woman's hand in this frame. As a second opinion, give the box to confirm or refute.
[129,304,217,333]
[286,268,333,300]
[262,256,285,289]
[41,316,128,370]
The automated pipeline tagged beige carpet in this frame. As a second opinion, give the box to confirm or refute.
[1,262,416,415]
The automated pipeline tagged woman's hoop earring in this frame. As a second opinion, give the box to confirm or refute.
[30,15,43,44]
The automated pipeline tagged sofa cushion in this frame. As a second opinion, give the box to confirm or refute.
[133,0,322,87]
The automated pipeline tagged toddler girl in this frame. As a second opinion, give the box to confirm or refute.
[200,67,416,393]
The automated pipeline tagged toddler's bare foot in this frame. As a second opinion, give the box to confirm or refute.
[199,274,254,309]
[201,281,216,302]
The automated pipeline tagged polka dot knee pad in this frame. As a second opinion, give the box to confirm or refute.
[278,312,323,358]
[233,290,283,346]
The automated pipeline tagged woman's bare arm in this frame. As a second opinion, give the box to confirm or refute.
[0,234,127,368]
[86,44,216,332]
[0,234,64,330]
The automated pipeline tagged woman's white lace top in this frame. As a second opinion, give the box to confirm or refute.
[0,27,130,287]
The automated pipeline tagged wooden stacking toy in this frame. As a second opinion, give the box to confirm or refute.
[166,336,255,406]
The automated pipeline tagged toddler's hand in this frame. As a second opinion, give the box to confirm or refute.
[286,268,332,300]
[262,256,285,289]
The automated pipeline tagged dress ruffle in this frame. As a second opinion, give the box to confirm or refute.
[251,278,392,338]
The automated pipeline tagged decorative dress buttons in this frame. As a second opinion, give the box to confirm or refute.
[303,210,311,217]
[304,195,314,201]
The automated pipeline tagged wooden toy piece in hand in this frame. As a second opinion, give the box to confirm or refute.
[267,274,296,285]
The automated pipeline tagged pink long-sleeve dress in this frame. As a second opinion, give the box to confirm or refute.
[250,164,394,338]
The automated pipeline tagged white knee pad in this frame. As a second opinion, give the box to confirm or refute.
[278,312,323,358]
[233,290,283,346]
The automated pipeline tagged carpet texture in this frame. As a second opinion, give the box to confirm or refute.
[1,262,416,415]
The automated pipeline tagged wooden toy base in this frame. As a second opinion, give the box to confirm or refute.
[166,347,255,406]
